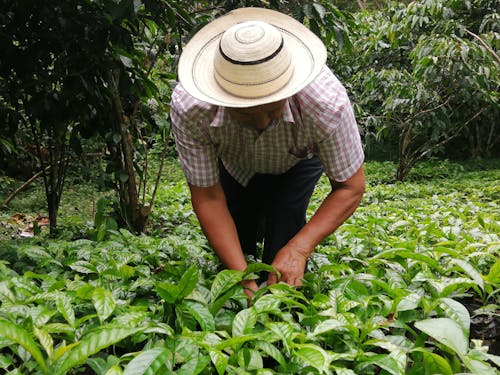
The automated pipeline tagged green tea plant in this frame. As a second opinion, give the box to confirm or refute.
[1,160,499,373]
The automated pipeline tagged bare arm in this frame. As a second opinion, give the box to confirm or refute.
[268,165,365,286]
[189,183,259,294]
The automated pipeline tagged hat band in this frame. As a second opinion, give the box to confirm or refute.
[214,62,294,98]
[218,37,284,66]
[215,61,293,87]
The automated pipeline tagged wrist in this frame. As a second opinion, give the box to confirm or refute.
[286,238,314,260]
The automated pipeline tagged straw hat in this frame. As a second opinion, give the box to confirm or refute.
[178,7,327,108]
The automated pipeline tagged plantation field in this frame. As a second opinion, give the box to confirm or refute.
[0,159,499,374]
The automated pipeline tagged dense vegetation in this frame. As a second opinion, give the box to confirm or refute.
[1,0,499,373]
[0,159,499,374]
[1,0,498,234]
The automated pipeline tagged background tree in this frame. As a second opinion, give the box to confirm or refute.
[0,0,199,233]
[343,0,499,180]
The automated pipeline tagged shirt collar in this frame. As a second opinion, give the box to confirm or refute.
[209,99,295,128]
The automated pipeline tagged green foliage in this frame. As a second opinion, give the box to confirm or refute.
[1,160,499,373]
[341,0,499,179]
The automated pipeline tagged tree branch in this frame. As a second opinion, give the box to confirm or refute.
[464,28,500,65]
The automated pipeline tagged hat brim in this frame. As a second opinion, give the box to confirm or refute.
[178,7,327,108]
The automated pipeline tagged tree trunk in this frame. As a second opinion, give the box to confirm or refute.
[108,70,151,233]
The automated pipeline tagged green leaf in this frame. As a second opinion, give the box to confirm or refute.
[237,348,263,370]
[123,347,170,375]
[254,341,286,366]
[156,282,179,304]
[33,326,53,357]
[177,266,199,300]
[265,322,294,353]
[53,326,140,375]
[56,295,76,328]
[182,300,215,332]
[210,270,243,302]
[414,318,468,355]
[0,354,14,369]
[294,344,330,373]
[452,259,484,289]
[105,365,124,375]
[177,353,210,375]
[232,308,257,337]
[92,288,116,323]
[0,319,48,372]
[462,355,498,375]
[309,318,347,337]
[359,354,402,375]
[209,350,228,375]
[487,258,500,284]
[422,351,453,375]
[252,294,281,313]
[396,293,421,312]
[439,298,470,335]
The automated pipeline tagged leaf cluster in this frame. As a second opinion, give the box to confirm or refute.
[1,160,499,373]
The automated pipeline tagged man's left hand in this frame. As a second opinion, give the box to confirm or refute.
[267,244,309,287]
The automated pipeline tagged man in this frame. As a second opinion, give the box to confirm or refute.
[170,8,365,295]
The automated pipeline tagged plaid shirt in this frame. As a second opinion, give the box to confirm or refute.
[171,65,364,187]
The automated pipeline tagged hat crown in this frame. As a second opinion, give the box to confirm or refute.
[214,20,294,99]
[219,21,281,63]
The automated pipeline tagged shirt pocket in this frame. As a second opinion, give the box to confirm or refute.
[288,143,318,159]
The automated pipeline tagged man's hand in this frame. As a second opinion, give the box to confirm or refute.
[241,279,259,299]
[267,244,309,287]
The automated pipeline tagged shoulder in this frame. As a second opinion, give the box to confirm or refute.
[171,83,218,123]
[293,65,353,125]
[295,65,350,109]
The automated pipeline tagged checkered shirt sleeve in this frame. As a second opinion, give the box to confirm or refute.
[170,87,219,187]
[296,67,364,182]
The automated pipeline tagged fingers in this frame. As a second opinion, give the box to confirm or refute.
[267,272,278,285]
[267,272,303,287]
[241,279,259,299]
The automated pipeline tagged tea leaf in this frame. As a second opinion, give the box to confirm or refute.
[105,365,123,375]
[33,327,53,357]
[209,350,228,375]
[254,341,286,366]
[0,319,48,372]
[177,266,199,300]
[357,354,401,375]
[182,300,215,332]
[414,318,468,355]
[232,307,257,337]
[294,344,330,373]
[237,348,263,370]
[53,326,140,375]
[92,288,116,323]
[309,318,347,338]
[253,294,281,313]
[461,356,498,375]
[177,352,210,375]
[52,341,81,361]
[56,295,75,328]
[210,270,242,302]
[486,257,500,284]
[155,282,179,304]
[0,354,14,370]
[123,347,170,375]
[396,292,421,312]
[452,259,484,290]
[422,351,453,375]
[439,298,470,335]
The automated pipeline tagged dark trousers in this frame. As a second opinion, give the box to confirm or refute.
[219,157,323,265]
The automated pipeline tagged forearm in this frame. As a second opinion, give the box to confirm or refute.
[189,183,248,272]
[288,166,365,257]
